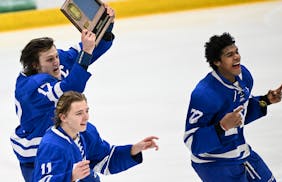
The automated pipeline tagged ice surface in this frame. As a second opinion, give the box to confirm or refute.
[0,1,281,181]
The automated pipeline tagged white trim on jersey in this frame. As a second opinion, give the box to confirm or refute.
[184,127,199,151]
[211,71,243,92]
[191,154,215,163]
[10,131,42,148]
[10,141,38,157]
[38,174,52,182]
[54,82,63,99]
[51,127,71,144]
[94,146,116,175]
[200,143,250,159]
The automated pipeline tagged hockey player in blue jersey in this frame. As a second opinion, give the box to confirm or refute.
[183,32,282,182]
[33,91,159,182]
[10,6,115,182]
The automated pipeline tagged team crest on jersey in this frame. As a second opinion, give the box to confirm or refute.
[239,87,250,102]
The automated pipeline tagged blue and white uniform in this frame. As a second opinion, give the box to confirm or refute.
[10,27,114,165]
[184,65,275,181]
[33,123,142,182]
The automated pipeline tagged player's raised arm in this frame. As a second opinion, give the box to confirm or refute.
[81,29,96,54]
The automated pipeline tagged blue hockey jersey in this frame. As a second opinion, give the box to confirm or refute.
[184,65,267,164]
[33,123,142,182]
[10,38,113,163]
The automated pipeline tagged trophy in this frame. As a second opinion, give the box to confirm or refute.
[61,0,114,46]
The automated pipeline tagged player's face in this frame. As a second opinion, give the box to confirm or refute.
[61,100,89,139]
[215,44,241,83]
[37,45,61,79]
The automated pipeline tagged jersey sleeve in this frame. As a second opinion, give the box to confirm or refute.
[184,88,223,155]
[58,25,114,69]
[244,95,267,125]
[83,123,141,175]
[36,63,91,107]
[59,63,91,93]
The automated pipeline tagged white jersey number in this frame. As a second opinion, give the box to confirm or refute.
[15,98,22,120]
[189,108,203,124]
[41,162,52,175]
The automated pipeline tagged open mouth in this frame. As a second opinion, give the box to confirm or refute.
[232,62,240,68]
[53,67,59,72]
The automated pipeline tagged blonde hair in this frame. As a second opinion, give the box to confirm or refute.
[54,91,87,128]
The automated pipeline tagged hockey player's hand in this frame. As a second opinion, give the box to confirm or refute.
[104,3,115,22]
[72,160,90,181]
[220,106,243,131]
[81,29,96,54]
[267,84,282,104]
[131,136,159,156]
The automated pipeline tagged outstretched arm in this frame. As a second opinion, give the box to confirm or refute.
[266,84,282,104]
[244,84,282,125]
[131,136,159,156]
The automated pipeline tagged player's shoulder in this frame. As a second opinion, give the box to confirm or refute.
[57,46,79,61]
[15,73,52,97]
[37,131,70,160]
[189,73,223,112]
[17,72,55,88]
[41,127,71,148]
[192,73,220,100]
[241,65,251,76]
[82,122,99,137]
[240,64,253,87]
[80,122,101,145]
[86,122,98,130]
[31,73,56,84]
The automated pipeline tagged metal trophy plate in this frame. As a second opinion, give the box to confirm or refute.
[61,0,114,46]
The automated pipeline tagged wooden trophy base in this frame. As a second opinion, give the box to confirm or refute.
[61,0,114,46]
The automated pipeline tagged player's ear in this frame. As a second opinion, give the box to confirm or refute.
[32,62,39,71]
[214,60,221,67]
[59,113,67,123]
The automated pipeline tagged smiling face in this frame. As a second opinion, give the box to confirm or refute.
[37,45,61,79]
[60,100,89,139]
[214,44,241,82]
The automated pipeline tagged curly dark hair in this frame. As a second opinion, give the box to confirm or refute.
[205,32,235,70]
[20,37,55,76]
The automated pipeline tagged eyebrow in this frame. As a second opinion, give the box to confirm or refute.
[74,107,89,114]
[75,109,83,113]
[223,47,238,56]
[41,52,58,60]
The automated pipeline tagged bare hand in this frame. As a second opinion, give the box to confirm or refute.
[131,136,159,156]
[267,84,282,104]
[103,4,115,22]
[220,106,243,131]
[81,29,96,54]
[72,160,90,181]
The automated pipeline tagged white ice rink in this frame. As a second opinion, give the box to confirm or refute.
[1,1,282,181]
